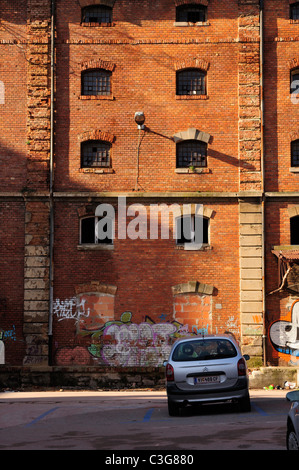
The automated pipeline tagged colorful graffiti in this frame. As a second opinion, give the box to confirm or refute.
[269,300,299,364]
[87,312,182,367]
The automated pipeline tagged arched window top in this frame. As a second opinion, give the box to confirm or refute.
[82,5,112,25]
[176,3,207,23]
[81,69,112,96]
[176,68,206,96]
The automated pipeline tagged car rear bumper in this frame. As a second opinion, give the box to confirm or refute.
[167,378,249,405]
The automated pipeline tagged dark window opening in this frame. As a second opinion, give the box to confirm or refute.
[291,216,299,245]
[290,2,299,20]
[176,69,206,95]
[291,70,299,94]
[82,69,111,96]
[81,140,111,168]
[176,140,207,168]
[81,216,113,244]
[82,5,112,24]
[291,140,299,167]
[176,4,207,22]
[176,215,209,245]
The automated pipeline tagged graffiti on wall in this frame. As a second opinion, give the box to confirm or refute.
[269,300,299,364]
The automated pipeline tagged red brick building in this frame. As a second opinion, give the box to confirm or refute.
[1,0,299,370]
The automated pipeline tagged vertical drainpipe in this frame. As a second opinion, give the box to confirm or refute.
[49,0,55,365]
[260,0,266,366]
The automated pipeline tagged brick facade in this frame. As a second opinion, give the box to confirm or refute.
[0,0,299,369]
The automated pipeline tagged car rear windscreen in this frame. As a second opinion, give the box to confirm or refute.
[172,339,238,362]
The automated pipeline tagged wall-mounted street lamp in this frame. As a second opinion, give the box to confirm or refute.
[134,111,145,130]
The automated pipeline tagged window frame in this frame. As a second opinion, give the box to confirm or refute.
[81,5,113,25]
[80,215,114,245]
[81,68,112,97]
[290,2,299,20]
[176,139,207,169]
[176,68,206,96]
[176,3,207,23]
[81,140,112,169]
[175,214,209,247]
[290,215,299,245]
[290,69,299,95]
[291,139,299,167]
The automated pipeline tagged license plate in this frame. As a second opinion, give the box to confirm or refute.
[194,376,220,384]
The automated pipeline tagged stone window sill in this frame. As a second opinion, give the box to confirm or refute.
[175,168,211,174]
[290,167,299,173]
[176,243,211,251]
[290,19,299,24]
[175,94,209,100]
[174,21,210,27]
[79,168,114,174]
[80,22,115,27]
[77,244,114,251]
[79,95,114,101]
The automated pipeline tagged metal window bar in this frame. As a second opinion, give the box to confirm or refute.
[82,6,112,24]
[81,141,111,168]
[82,70,111,96]
[177,69,206,95]
[292,140,299,167]
[176,5,207,22]
[176,140,207,168]
[291,3,299,19]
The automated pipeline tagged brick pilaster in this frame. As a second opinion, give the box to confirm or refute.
[23,0,52,365]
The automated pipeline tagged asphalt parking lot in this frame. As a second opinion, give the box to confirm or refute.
[0,389,294,451]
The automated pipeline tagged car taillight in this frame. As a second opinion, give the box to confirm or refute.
[165,364,174,382]
[237,357,247,376]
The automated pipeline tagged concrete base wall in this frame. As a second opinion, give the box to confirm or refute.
[0,366,298,391]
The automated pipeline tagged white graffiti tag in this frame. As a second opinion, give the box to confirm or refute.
[101,322,177,367]
[53,297,90,324]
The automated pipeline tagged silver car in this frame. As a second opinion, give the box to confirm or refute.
[286,390,299,450]
[164,334,251,416]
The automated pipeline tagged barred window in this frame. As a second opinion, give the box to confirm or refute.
[176,69,206,95]
[82,5,112,24]
[176,215,209,245]
[290,70,299,94]
[82,69,111,96]
[176,4,207,22]
[80,216,113,245]
[290,2,299,20]
[176,140,207,168]
[291,140,299,167]
[81,140,111,168]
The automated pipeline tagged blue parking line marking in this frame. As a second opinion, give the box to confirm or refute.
[25,407,59,427]
[251,402,268,416]
[143,408,154,422]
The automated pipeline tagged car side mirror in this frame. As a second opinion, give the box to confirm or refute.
[163,361,168,367]
[243,354,250,361]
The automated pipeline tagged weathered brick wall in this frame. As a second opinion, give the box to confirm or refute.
[1,0,299,369]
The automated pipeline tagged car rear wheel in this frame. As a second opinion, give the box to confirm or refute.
[287,427,299,450]
[168,400,180,417]
[238,394,251,412]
